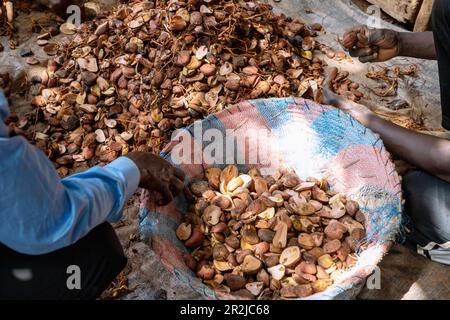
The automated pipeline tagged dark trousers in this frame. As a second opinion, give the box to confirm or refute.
[0,223,127,300]
[433,0,450,130]
[403,170,450,264]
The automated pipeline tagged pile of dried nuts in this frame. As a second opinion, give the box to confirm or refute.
[177,165,367,299]
[10,0,362,176]
[327,67,363,102]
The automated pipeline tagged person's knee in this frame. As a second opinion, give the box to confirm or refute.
[97,224,127,272]
[108,243,127,273]
[84,223,127,279]
[402,170,425,198]
[403,170,450,243]
[402,170,436,223]
[76,224,127,299]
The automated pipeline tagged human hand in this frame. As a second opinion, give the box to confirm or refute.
[341,26,401,63]
[321,67,374,125]
[125,152,186,206]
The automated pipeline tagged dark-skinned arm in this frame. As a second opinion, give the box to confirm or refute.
[358,113,450,182]
[398,31,437,60]
[342,27,437,62]
[322,79,450,183]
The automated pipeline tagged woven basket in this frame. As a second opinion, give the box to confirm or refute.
[139,97,403,300]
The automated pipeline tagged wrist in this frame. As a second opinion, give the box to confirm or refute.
[397,32,411,57]
[105,157,141,199]
[349,106,375,127]
[124,153,144,184]
[358,111,376,127]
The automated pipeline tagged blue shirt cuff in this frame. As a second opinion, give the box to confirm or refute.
[104,156,141,200]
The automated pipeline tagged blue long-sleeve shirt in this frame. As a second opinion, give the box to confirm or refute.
[0,91,140,255]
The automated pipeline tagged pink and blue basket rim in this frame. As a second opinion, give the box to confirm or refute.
[139,97,403,300]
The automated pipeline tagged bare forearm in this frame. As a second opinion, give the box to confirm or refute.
[398,32,437,60]
[360,113,450,182]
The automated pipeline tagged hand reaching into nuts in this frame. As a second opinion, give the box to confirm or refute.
[321,67,374,126]
[125,152,185,206]
[341,26,401,63]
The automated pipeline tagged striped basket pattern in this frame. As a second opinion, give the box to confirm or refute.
[139,97,403,300]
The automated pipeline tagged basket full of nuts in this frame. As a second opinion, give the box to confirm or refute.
[139,97,403,300]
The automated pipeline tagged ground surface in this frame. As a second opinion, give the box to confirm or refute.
[1,0,448,300]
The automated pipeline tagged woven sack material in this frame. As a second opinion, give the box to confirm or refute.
[139,97,403,300]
